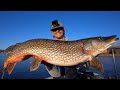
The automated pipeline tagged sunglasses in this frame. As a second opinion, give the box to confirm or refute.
[51,27,64,31]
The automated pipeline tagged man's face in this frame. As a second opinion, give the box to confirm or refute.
[52,29,64,39]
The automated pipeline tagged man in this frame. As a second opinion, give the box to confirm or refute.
[43,20,78,79]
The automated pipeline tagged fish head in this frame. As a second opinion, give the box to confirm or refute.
[82,35,119,56]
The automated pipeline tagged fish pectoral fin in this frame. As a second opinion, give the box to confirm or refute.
[90,58,104,72]
[30,59,42,72]
[7,62,17,75]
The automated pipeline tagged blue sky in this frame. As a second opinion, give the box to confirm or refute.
[0,11,120,49]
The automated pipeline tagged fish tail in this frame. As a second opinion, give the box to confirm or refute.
[1,62,8,79]
[1,67,5,79]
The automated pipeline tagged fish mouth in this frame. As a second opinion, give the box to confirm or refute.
[110,35,119,41]
[97,35,119,53]
[105,35,119,49]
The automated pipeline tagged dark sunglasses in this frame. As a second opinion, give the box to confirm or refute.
[51,27,64,31]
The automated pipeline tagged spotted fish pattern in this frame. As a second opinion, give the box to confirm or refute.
[6,39,86,66]
[1,35,119,77]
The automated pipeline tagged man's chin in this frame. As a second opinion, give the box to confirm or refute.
[55,36,63,39]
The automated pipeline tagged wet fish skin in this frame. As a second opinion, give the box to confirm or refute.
[1,35,119,77]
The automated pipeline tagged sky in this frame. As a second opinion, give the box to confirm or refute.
[0,11,120,49]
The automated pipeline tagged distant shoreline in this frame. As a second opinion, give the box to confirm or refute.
[100,54,120,56]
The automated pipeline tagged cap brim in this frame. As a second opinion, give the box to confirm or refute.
[51,27,64,31]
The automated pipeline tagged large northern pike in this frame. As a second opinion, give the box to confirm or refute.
[0,35,119,78]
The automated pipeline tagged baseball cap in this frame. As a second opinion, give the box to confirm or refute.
[51,20,64,31]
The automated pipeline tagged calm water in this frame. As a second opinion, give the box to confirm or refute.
[0,53,120,79]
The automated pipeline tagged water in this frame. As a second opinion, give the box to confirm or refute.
[0,53,120,79]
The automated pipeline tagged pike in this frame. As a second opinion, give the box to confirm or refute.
[0,35,119,79]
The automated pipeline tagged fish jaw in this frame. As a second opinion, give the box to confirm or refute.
[96,36,118,55]
[82,35,119,57]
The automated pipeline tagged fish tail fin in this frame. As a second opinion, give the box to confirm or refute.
[1,66,6,79]
[7,62,17,75]
[1,61,9,79]
[1,62,17,79]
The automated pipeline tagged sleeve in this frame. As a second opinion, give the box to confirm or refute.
[44,62,61,77]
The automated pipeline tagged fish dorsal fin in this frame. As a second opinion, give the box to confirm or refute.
[90,57,104,72]
[30,59,42,72]
[7,62,17,75]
